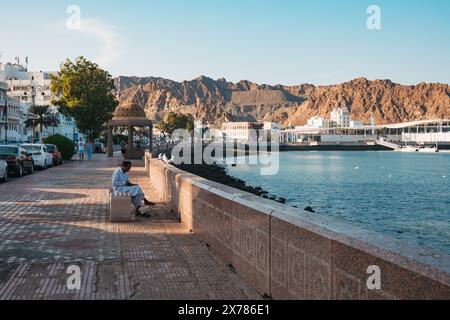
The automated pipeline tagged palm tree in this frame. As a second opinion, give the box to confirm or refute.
[25,105,60,142]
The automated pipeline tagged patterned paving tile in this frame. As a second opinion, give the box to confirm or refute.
[0,155,261,300]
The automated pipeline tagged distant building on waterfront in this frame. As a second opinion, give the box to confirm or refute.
[263,122,283,143]
[263,122,284,132]
[306,116,332,128]
[221,121,283,143]
[0,61,82,142]
[349,120,364,128]
[280,119,450,148]
[331,107,350,127]
[304,108,352,129]
[222,122,264,143]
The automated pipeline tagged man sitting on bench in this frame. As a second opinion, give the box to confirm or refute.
[112,161,155,217]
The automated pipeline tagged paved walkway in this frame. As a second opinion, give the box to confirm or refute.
[0,155,261,300]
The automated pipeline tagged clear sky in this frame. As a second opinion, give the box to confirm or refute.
[1,0,449,85]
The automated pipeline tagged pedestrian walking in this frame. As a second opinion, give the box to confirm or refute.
[78,138,85,161]
[87,140,93,160]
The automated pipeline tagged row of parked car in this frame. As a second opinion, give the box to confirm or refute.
[0,143,63,183]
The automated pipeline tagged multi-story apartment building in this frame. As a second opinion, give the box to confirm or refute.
[0,61,83,142]
[0,81,32,142]
[0,82,5,104]
[0,63,53,106]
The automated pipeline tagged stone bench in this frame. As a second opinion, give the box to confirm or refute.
[109,188,136,222]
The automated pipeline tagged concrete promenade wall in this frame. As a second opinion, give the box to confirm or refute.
[145,154,450,300]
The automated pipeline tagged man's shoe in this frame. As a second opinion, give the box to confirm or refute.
[144,199,156,206]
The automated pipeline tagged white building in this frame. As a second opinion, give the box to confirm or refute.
[331,107,350,128]
[350,120,364,128]
[0,61,82,142]
[306,116,332,128]
[0,82,5,103]
[263,122,283,131]
[222,122,264,143]
[221,121,281,143]
[0,82,32,142]
[280,119,450,147]
[0,63,53,106]
[36,107,80,141]
[263,122,283,143]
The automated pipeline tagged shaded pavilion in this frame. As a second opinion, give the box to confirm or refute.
[107,101,152,159]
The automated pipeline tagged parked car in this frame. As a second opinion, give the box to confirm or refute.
[94,142,106,153]
[0,159,8,182]
[0,145,34,177]
[21,144,53,169]
[45,144,63,166]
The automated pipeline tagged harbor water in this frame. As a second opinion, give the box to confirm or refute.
[226,151,450,255]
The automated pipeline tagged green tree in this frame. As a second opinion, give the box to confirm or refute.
[157,112,194,135]
[50,57,118,140]
[25,105,59,141]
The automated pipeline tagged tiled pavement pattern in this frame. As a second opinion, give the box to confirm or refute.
[0,155,262,300]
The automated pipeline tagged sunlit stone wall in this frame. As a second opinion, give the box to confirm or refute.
[145,154,450,300]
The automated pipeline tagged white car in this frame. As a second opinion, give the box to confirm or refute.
[21,144,53,169]
[0,159,7,182]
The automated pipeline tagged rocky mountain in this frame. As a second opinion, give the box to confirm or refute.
[115,76,450,127]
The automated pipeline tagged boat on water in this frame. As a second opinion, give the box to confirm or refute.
[396,136,440,153]
[418,146,439,153]
[396,145,419,152]
[417,138,440,153]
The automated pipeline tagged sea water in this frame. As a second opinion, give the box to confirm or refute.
[227,151,450,255]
